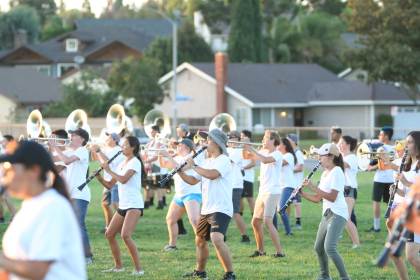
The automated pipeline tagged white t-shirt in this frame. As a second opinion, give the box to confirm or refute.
[318,166,349,220]
[64,147,90,202]
[294,149,305,185]
[242,157,255,183]
[394,160,418,204]
[103,146,124,181]
[117,157,144,210]
[343,154,358,189]
[194,154,233,217]
[280,152,296,189]
[173,155,201,197]
[227,147,244,189]
[258,150,283,195]
[373,144,395,183]
[2,189,86,280]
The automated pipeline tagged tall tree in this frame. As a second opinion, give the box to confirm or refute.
[228,0,263,62]
[82,0,94,17]
[12,0,56,24]
[108,57,164,120]
[0,5,40,50]
[40,15,71,41]
[346,0,420,102]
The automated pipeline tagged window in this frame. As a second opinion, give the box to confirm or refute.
[36,65,51,76]
[57,63,77,77]
[235,107,249,128]
[66,38,79,52]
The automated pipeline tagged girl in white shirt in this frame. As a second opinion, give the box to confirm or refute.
[277,137,297,236]
[0,141,86,280]
[302,143,350,280]
[159,138,202,251]
[337,135,360,248]
[96,136,145,276]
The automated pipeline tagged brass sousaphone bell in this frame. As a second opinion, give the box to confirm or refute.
[65,109,91,138]
[143,109,171,139]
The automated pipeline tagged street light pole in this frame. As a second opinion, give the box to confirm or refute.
[171,17,178,136]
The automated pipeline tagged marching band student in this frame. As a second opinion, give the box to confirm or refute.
[159,138,202,251]
[239,130,256,217]
[301,143,350,280]
[49,128,93,265]
[91,132,123,232]
[96,136,145,276]
[367,127,395,232]
[227,131,251,243]
[178,129,236,280]
[337,135,361,248]
[386,131,420,280]
[0,141,86,279]
[286,134,304,230]
[50,129,69,177]
[0,134,17,223]
[244,130,286,258]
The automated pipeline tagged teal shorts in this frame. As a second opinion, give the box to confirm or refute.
[173,193,202,207]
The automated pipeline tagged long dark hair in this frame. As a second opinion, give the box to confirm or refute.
[341,135,358,152]
[280,137,296,165]
[332,154,345,171]
[404,131,420,172]
[126,136,147,182]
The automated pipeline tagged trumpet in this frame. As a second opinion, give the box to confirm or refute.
[303,145,318,159]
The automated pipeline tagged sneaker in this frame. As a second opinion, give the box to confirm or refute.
[295,224,302,230]
[240,235,250,243]
[272,252,286,258]
[179,228,188,236]
[0,217,5,224]
[102,267,125,273]
[85,257,93,265]
[352,244,360,249]
[285,232,293,236]
[163,244,178,252]
[222,272,236,280]
[132,270,145,276]
[249,250,266,257]
[365,227,380,233]
[182,269,208,279]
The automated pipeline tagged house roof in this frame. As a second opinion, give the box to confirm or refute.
[0,19,172,64]
[0,67,62,104]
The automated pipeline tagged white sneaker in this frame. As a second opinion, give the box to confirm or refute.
[132,270,145,276]
[102,267,125,273]
[163,244,177,252]
[352,244,360,249]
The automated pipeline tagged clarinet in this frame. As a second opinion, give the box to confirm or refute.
[158,146,207,187]
[77,150,123,191]
[384,148,408,219]
[279,161,321,212]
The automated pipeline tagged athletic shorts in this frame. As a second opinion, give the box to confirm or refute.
[253,193,281,219]
[372,182,392,203]
[344,186,358,200]
[232,188,243,214]
[117,208,143,217]
[196,212,231,241]
[241,181,254,198]
[173,193,202,207]
[102,185,119,205]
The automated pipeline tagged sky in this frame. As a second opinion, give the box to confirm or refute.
[0,0,147,17]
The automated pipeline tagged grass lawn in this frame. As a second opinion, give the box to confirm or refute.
[0,160,418,279]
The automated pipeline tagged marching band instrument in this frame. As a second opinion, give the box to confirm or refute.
[26,110,69,146]
[279,161,322,212]
[384,148,408,219]
[193,130,208,144]
[302,145,318,160]
[143,109,171,139]
[356,141,394,171]
[209,113,237,133]
[65,109,91,138]
[106,104,126,134]
[227,140,261,147]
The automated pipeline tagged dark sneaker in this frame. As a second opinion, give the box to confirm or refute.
[365,227,380,233]
[183,270,208,279]
[0,217,5,224]
[272,252,286,258]
[222,272,236,280]
[241,235,250,243]
[179,228,188,236]
[249,250,266,257]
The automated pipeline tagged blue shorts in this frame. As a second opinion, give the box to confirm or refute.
[110,185,119,204]
[173,193,202,207]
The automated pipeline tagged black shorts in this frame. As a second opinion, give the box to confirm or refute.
[196,212,231,241]
[242,181,254,198]
[232,189,242,214]
[344,186,358,199]
[117,208,143,217]
[372,182,392,203]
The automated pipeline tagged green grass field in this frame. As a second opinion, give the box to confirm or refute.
[0,150,418,279]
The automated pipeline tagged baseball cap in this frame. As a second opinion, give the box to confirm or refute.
[208,129,228,155]
[178,123,189,132]
[314,143,340,157]
[69,128,89,143]
[287,133,298,144]
[178,138,194,150]
[105,132,120,143]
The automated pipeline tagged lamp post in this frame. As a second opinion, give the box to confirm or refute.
[145,8,179,136]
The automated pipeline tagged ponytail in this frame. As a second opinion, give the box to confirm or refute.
[333,154,345,171]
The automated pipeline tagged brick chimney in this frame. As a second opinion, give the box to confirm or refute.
[215,52,227,113]
[14,29,28,49]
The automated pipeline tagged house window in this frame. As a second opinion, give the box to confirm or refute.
[66,38,79,52]
[57,63,77,77]
[36,65,51,76]
[235,107,249,128]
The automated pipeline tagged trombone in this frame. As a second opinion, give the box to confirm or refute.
[227,140,262,147]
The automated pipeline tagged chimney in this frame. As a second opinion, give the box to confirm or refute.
[14,29,28,49]
[215,52,227,113]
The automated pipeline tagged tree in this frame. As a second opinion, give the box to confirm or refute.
[346,0,420,102]
[41,15,71,41]
[0,5,40,50]
[82,0,94,18]
[107,57,164,120]
[12,0,56,24]
[228,0,263,62]
[145,22,213,76]
[44,71,118,118]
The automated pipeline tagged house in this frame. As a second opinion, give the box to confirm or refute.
[0,19,172,78]
[157,53,418,138]
[0,67,62,123]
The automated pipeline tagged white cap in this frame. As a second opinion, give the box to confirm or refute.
[314,143,340,157]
